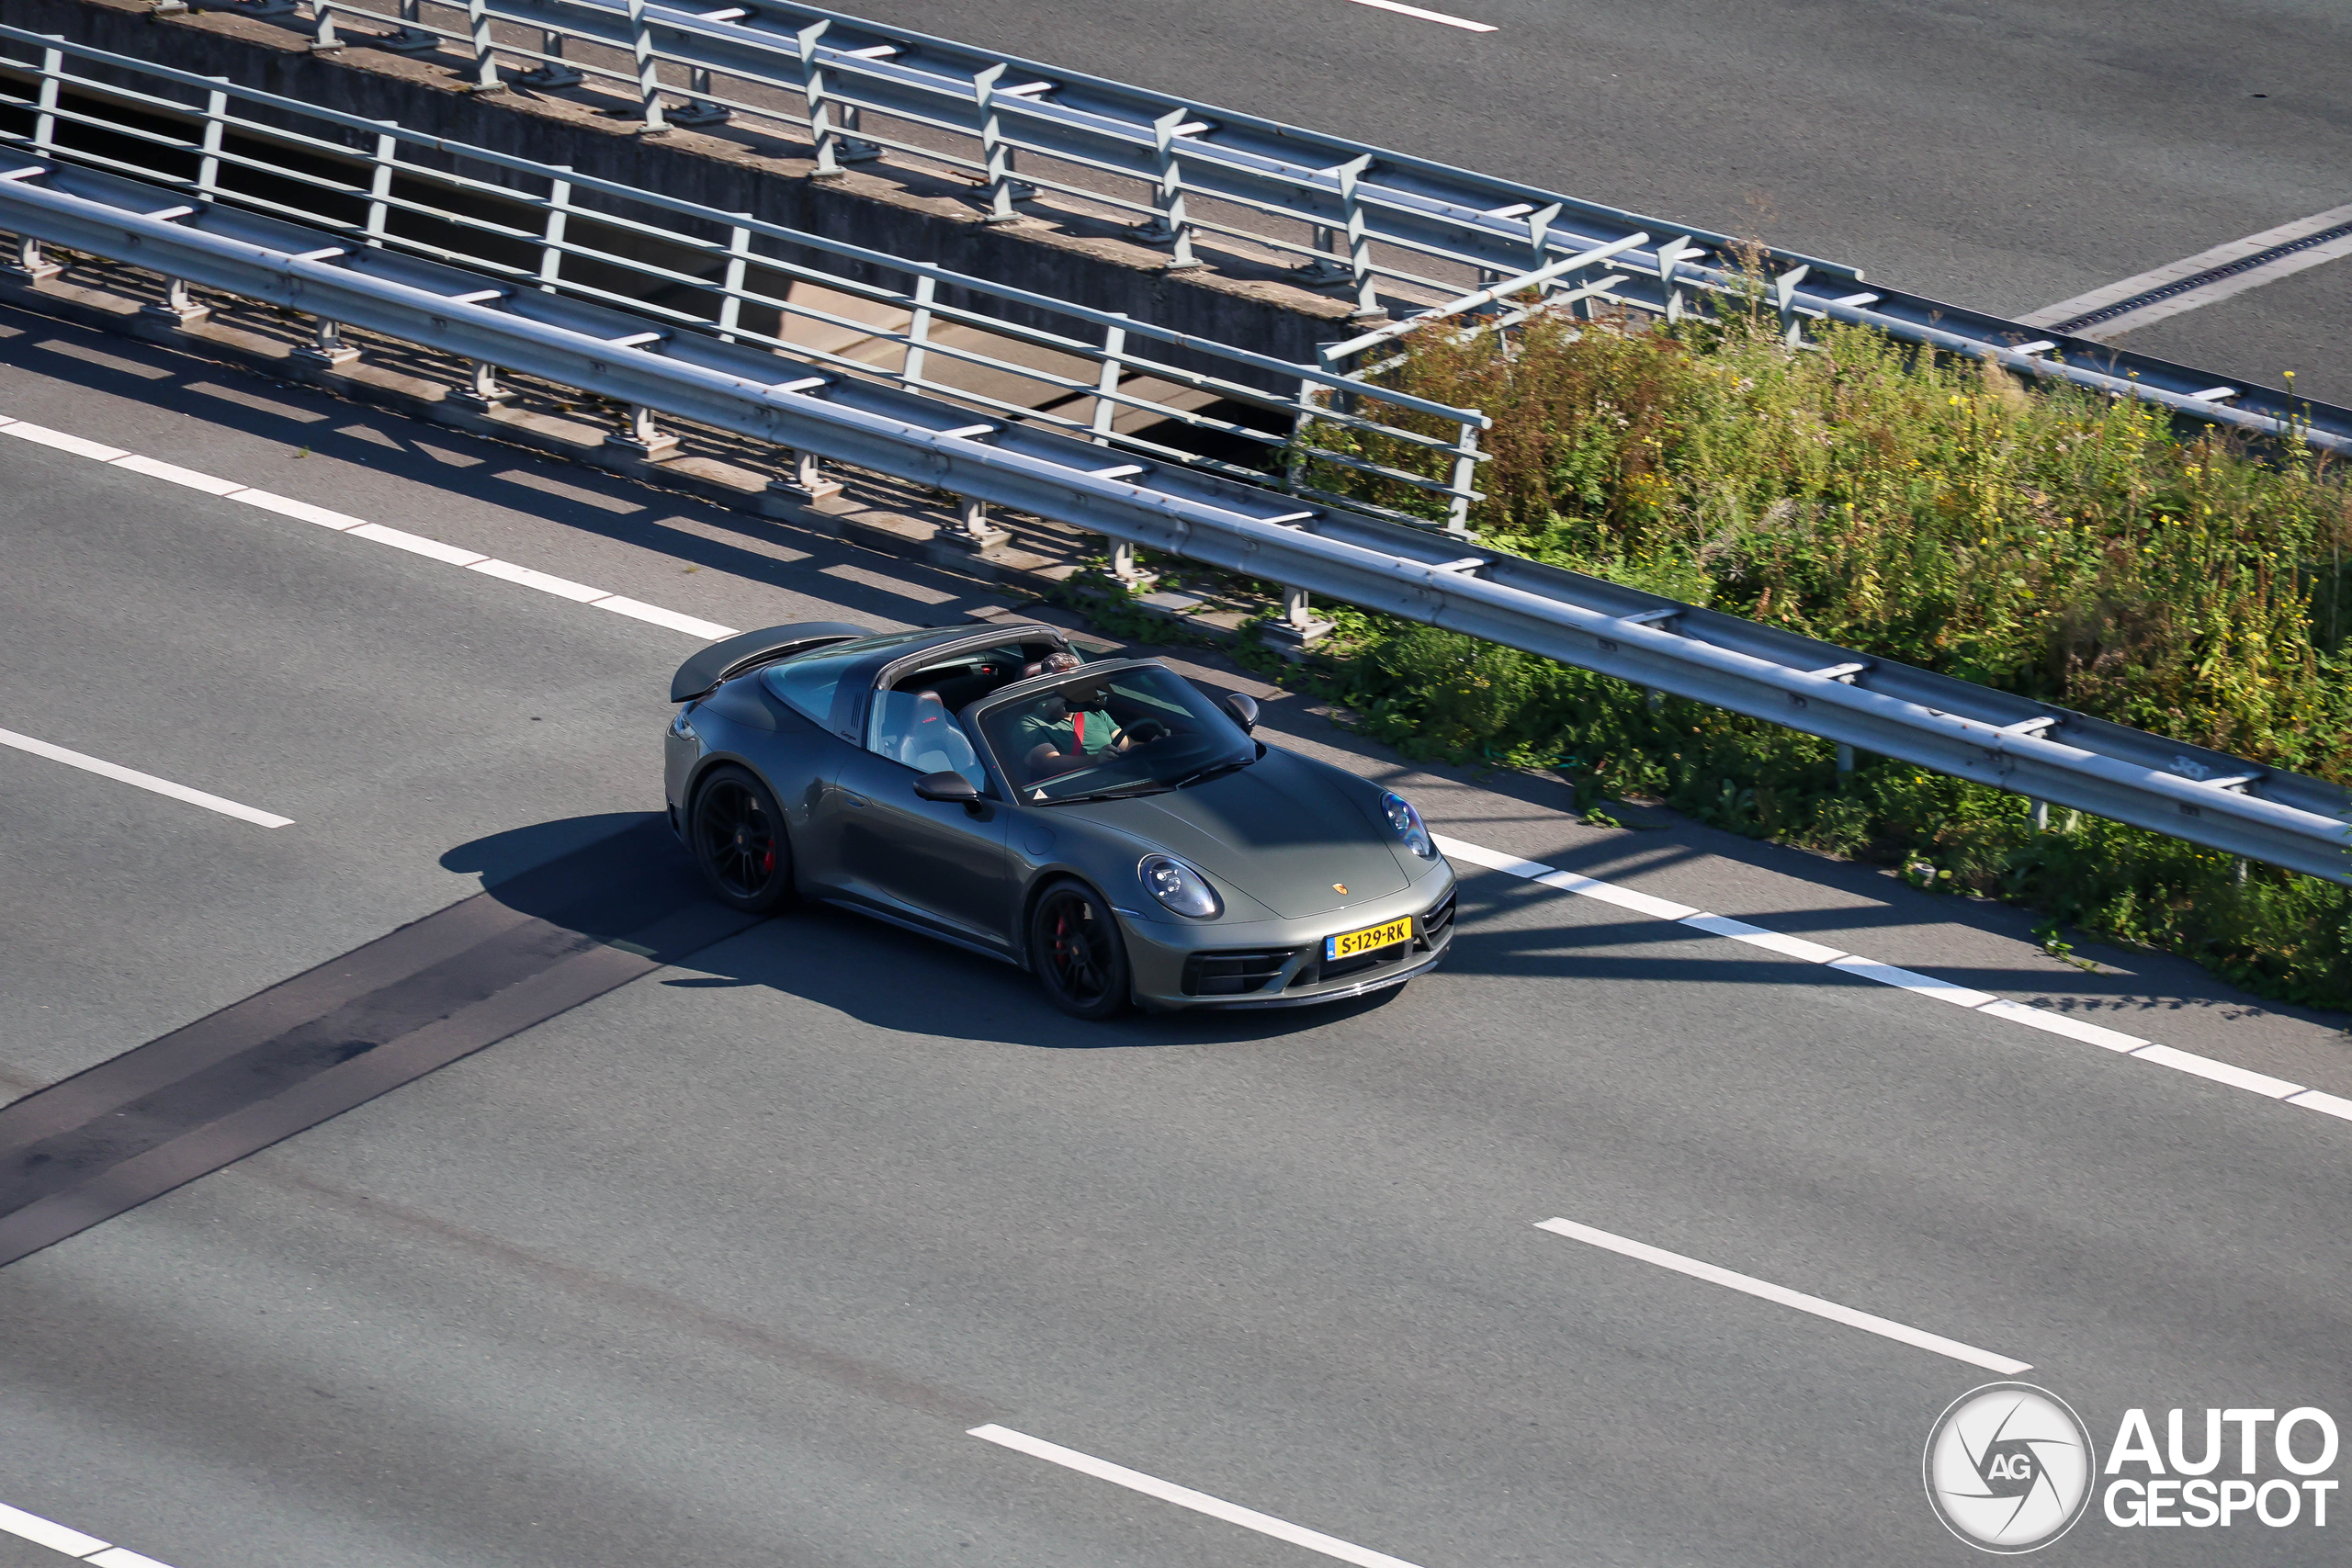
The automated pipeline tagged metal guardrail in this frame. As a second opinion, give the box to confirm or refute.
[0,23,1532,530]
[4,158,2346,883]
[248,0,2352,457]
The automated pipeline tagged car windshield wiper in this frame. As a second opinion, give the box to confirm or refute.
[1166,753,1257,791]
[1033,782,1170,806]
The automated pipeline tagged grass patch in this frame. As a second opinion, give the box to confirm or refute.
[1305,305,2352,1010]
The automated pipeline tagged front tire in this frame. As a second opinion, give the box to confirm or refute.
[690,764,793,913]
[1029,880,1131,1020]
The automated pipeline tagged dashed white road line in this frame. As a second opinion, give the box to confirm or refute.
[0,1498,178,1568]
[14,405,2349,1130]
[1535,1217,2032,1375]
[0,727,294,829]
[1337,0,1497,31]
[1435,835,2352,1127]
[969,1425,1430,1568]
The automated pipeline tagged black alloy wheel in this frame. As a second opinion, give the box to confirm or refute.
[1029,880,1131,1020]
[691,765,794,912]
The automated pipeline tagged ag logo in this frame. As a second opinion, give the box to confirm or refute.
[1924,1382,2096,1552]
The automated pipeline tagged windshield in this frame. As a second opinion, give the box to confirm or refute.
[978,665,1254,803]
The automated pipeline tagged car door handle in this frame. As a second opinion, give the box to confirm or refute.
[842,791,869,807]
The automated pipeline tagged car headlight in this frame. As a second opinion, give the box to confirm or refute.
[669,706,696,739]
[1382,791,1437,858]
[1139,853,1222,919]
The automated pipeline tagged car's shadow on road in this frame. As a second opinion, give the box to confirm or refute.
[441,813,1408,1049]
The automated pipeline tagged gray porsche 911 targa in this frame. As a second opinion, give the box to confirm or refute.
[663,619,1456,1016]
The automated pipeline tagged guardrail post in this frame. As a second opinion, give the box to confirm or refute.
[463,0,503,92]
[1335,154,1380,318]
[935,496,1010,561]
[717,220,752,342]
[1134,109,1201,269]
[514,28,584,88]
[196,85,228,206]
[292,317,359,368]
[900,273,935,389]
[311,2,345,52]
[1837,743,1856,776]
[1443,422,1479,536]
[973,64,1038,222]
[796,21,843,176]
[764,448,843,514]
[141,277,209,329]
[606,403,680,462]
[1261,585,1331,657]
[455,358,506,411]
[1773,263,1810,345]
[381,0,440,53]
[33,47,62,158]
[5,235,63,286]
[1657,235,1693,324]
[1090,313,1127,445]
[537,166,571,289]
[624,0,669,132]
[363,130,398,249]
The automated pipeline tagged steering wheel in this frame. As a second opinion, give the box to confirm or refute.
[1120,717,1173,748]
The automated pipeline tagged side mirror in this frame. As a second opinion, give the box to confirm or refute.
[1221,691,1259,732]
[912,770,981,804]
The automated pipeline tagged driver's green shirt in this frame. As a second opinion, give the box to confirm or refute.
[1007,704,1118,760]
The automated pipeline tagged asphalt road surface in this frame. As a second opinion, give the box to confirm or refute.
[845,0,2352,406]
[3,299,2350,1568]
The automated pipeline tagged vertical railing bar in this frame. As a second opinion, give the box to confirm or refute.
[797,20,840,176]
[466,0,503,93]
[363,128,398,248]
[627,0,667,132]
[901,271,935,389]
[33,47,63,158]
[195,85,228,206]
[718,217,751,342]
[537,164,571,290]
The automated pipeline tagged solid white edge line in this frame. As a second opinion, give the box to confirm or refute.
[0,727,295,829]
[2287,1089,2352,1122]
[346,522,490,567]
[110,453,245,496]
[0,420,130,461]
[594,595,741,640]
[1339,0,1498,31]
[968,1426,1430,1568]
[1438,833,2344,1123]
[231,488,366,530]
[467,558,613,604]
[0,1499,109,1558]
[88,1549,180,1568]
[1535,1218,2031,1375]
[2127,1043,2302,1099]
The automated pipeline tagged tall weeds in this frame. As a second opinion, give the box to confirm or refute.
[1308,309,2352,1009]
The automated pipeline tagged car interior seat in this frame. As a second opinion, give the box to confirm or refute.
[899,690,981,779]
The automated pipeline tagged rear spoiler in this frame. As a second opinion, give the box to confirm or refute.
[669,622,869,703]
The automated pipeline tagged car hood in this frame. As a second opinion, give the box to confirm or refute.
[1069,750,1408,919]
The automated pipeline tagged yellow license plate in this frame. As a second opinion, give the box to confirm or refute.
[1326,916,1413,962]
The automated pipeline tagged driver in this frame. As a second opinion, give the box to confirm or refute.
[1007,655,1164,780]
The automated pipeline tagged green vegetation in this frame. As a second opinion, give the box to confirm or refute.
[1302,303,2352,1010]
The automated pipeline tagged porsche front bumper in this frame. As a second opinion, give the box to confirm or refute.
[1117,863,1458,1011]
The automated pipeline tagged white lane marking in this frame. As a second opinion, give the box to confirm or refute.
[229,488,365,531]
[27,405,2341,1124]
[469,558,610,602]
[2288,1089,2352,1122]
[595,594,739,639]
[2020,203,2352,337]
[1432,832,2338,1124]
[1,419,130,461]
[1337,0,1497,32]
[0,727,294,829]
[968,1425,1430,1568]
[347,522,490,567]
[0,1499,109,1557]
[1536,1218,2032,1375]
[0,1498,178,1566]
[109,453,244,496]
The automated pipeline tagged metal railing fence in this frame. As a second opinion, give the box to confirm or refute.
[0,23,1545,530]
[233,0,2352,457]
[4,157,2346,884]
